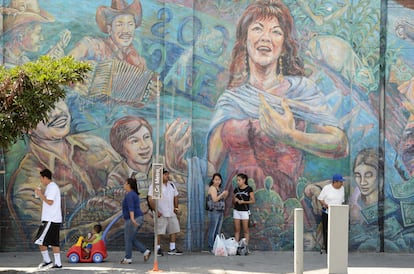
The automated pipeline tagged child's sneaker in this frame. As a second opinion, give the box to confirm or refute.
[51,264,62,269]
[157,248,164,256]
[167,248,183,255]
[38,261,52,269]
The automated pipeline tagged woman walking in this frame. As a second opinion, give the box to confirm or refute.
[120,177,151,264]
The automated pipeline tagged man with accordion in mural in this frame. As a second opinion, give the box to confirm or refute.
[68,0,159,127]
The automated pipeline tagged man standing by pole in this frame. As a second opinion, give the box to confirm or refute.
[34,168,63,269]
[318,174,345,254]
[148,169,183,256]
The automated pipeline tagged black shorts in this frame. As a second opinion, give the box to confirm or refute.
[34,221,61,247]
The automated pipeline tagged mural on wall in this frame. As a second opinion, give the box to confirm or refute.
[2,0,414,252]
[384,0,414,252]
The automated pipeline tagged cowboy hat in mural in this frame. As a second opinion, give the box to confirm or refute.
[96,0,142,34]
[2,0,55,32]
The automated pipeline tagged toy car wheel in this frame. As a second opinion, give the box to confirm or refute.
[68,253,79,263]
[93,252,103,263]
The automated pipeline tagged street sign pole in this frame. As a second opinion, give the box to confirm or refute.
[151,76,162,272]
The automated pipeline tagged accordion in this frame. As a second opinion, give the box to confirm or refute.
[88,59,156,107]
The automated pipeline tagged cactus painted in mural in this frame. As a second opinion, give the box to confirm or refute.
[0,56,91,148]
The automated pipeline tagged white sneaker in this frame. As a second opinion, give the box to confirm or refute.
[167,248,183,255]
[38,261,53,269]
[120,258,132,264]
[143,249,151,262]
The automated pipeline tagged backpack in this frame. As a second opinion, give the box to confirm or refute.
[147,182,175,211]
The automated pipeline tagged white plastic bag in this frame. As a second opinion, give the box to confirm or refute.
[224,237,238,256]
[213,234,228,256]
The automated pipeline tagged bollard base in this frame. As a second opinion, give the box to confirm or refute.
[148,261,163,273]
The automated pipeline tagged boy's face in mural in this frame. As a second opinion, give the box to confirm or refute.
[246,17,284,68]
[30,100,71,140]
[354,163,377,196]
[21,23,43,53]
[123,125,153,166]
[109,14,136,48]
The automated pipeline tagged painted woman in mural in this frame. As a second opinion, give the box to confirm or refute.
[350,148,380,225]
[347,148,380,250]
[6,100,122,248]
[207,0,348,206]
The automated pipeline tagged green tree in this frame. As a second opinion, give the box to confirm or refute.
[0,55,91,148]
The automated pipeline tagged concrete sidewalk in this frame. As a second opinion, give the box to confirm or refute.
[0,251,414,274]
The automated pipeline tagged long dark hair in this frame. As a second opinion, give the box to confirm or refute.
[209,173,223,187]
[126,177,139,195]
[237,173,249,185]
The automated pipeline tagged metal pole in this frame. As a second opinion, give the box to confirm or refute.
[152,76,161,271]
[378,0,387,253]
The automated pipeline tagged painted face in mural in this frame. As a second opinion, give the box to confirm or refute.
[246,17,284,68]
[354,163,377,196]
[109,14,136,48]
[21,23,43,53]
[30,100,71,140]
[123,125,153,167]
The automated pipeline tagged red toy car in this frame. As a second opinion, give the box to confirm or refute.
[66,236,108,263]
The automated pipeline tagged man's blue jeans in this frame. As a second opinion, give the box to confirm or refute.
[124,216,146,259]
[208,210,224,250]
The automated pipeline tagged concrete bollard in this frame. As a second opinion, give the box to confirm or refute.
[294,208,303,274]
[327,205,349,274]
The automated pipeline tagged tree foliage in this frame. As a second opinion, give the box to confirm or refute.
[0,55,92,148]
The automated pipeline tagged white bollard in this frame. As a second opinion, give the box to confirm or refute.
[294,208,303,274]
[327,205,349,274]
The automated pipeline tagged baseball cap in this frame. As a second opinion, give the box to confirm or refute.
[163,169,169,174]
[332,174,344,182]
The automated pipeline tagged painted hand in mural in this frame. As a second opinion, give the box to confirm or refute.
[258,93,348,158]
[69,61,97,97]
[258,94,296,145]
[304,183,324,216]
[46,29,71,59]
[164,118,191,175]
